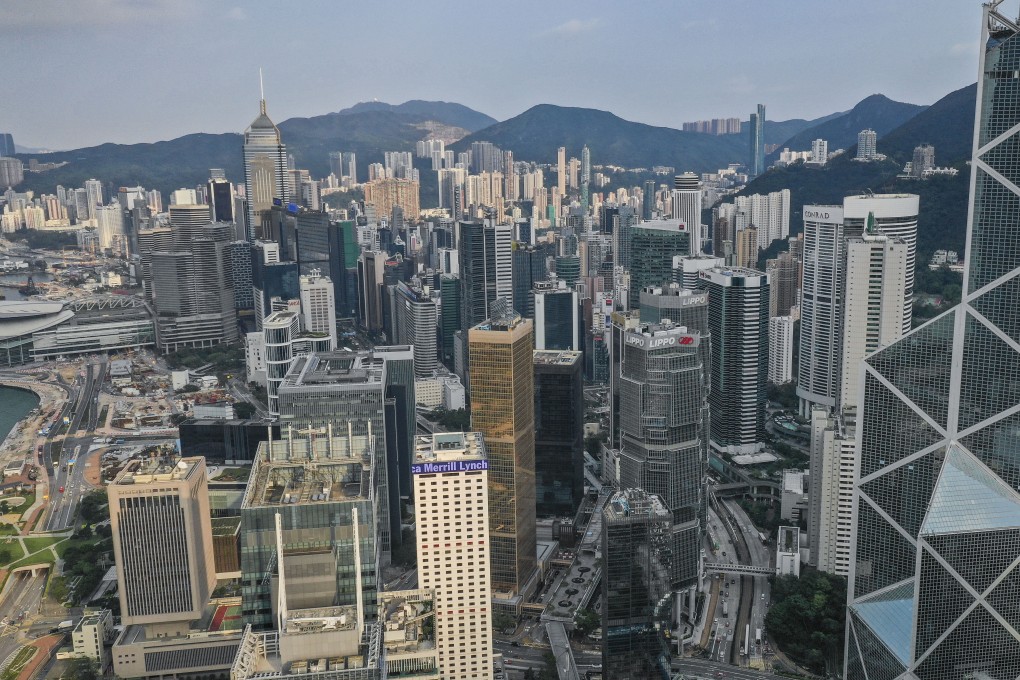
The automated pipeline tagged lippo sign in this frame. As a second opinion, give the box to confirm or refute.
[625,331,699,349]
[411,459,489,475]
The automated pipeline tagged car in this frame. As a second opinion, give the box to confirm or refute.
[511,641,520,647]
[761,593,766,599]
[59,486,64,493]
[722,551,727,556]
[725,621,730,628]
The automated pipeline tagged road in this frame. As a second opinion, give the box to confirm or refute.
[42,360,106,532]
[704,506,742,664]
[0,574,47,666]
[722,499,772,666]
[673,657,777,679]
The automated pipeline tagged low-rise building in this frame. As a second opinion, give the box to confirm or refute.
[72,609,114,670]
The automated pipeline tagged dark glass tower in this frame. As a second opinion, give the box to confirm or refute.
[533,350,584,517]
[601,489,673,680]
[846,5,1020,679]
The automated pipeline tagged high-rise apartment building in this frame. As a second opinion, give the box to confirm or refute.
[703,267,769,454]
[735,226,759,269]
[601,489,673,678]
[413,432,493,680]
[769,315,794,384]
[617,320,708,593]
[808,407,856,577]
[468,313,537,601]
[765,248,800,317]
[749,104,766,177]
[557,146,566,197]
[838,234,907,409]
[671,173,703,254]
[533,350,584,516]
[856,129,878,160]
[847,7,1020,676]
[363,177,420,221]
[243,97,288,240]
[911,143,936,177]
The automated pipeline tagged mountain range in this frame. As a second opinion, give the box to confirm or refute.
[11,93,956,211]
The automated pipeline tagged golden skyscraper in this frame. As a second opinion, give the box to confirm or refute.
[468,313,537,598]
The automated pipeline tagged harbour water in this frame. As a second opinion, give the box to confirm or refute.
[0,386,40,447]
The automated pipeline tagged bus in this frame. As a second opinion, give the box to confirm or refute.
[744,624,750,656]
[758,531,768,545]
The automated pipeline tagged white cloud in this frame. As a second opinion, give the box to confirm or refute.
[542,18,602,37]
[1,0,197,30]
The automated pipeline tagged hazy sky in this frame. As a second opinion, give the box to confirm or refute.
[3,0,986,150]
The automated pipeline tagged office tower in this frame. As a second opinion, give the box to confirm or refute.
[468,313,537,599]
[207,173,235,223]
[673,254,725,290]
[276,350,413,564]
[358,250,386,333]
[109,457,215,630]
[601,489,673,678]
[458,220,512,330]
[137,226,173,301]
[642,179,656,220]
[533,351,584,516]
[557,146,566,197]
[856,128,878,160]
[671,173,702,254]
[243,95,288,240]
[0,157,24,187]
[844,193,918,334]
[226,240,254,310]
[911,143,936,177]
[768,315,794,384]
[533,279,580,351]
[734,226,758,269]
[149,222,238,352]
[0,133,13,156]
[617,321,707,592]
[629,220,692,298]
[239,431,380,629]
[554,254,580,287]
[299,269,338,341]
[261,310,299,414]
[846,9,1020,677]
[838,233,907,409]
[413,432,493,680]
[512,243,548,319]
[251,241,299,330]
[765,249,799,317]
[170,188,198,206]
[704,267,769,454]
[394,280,438,378]
[638,284,710,336]
[439,275,460,368]
[797,205,849,412]
[749,104,765,177]
[808,407,856,576]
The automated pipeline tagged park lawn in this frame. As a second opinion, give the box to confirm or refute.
[1,645,36,680]
[0,525,19,537]
[15,492,36,518]
[22,536,61,554]
[0,540,26,567]
[54,537,105,559]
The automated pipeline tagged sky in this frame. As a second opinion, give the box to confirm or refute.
[2,0,990,150]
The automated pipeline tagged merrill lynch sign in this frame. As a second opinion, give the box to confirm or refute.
[411,459,488,475]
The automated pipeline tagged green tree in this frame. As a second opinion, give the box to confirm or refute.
[65,656,101,680]
[573,608,600,638]
[233,402,256,419]
[765,569,847,675]
[79,490,109,525]
[492,611,516,634]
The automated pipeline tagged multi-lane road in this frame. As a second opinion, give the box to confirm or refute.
[722,499,772,666]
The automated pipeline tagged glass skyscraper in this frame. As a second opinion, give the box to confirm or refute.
[846,5,1020,678]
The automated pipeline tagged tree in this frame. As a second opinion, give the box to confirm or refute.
[233,402,256,419]
[573,608,600,639]
[765,569,847,676]
[179,384,200,393]
[492,611,516,634]
[65,656,101,680]
[79,490,109,525]
[523,669,537,680]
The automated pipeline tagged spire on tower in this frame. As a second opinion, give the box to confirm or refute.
[259,68,266,115]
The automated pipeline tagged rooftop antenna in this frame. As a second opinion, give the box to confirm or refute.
[259,68,266,115]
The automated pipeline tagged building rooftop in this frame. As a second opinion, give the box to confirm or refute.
[604,488,670,522]
[632,218,690,233]
[379,590,438,669]
[282,352,385,389]
[533,349,582,366]
[112,456,202,486]
[413,432,486,466]
[242,434,375,510]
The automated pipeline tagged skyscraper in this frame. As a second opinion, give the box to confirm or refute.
[856,128,878,160]
[671,173,703,254]
[298,269,337,342]
[749,103,765,177]
[557,146,566,197]
[846,6,1020,677]
[703,267,769,454]
[394,279,438,378]
[616,321,708,593]
[533,350,584,516]
[533,279,580,351]
[601,489,673,679]
[468,313,537,600]
[413,432,493,680]
[243,95,288,240]
[912,143,936,177]
[458,220,512,330]
[629,220,692,301]
[207,172,235,223]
